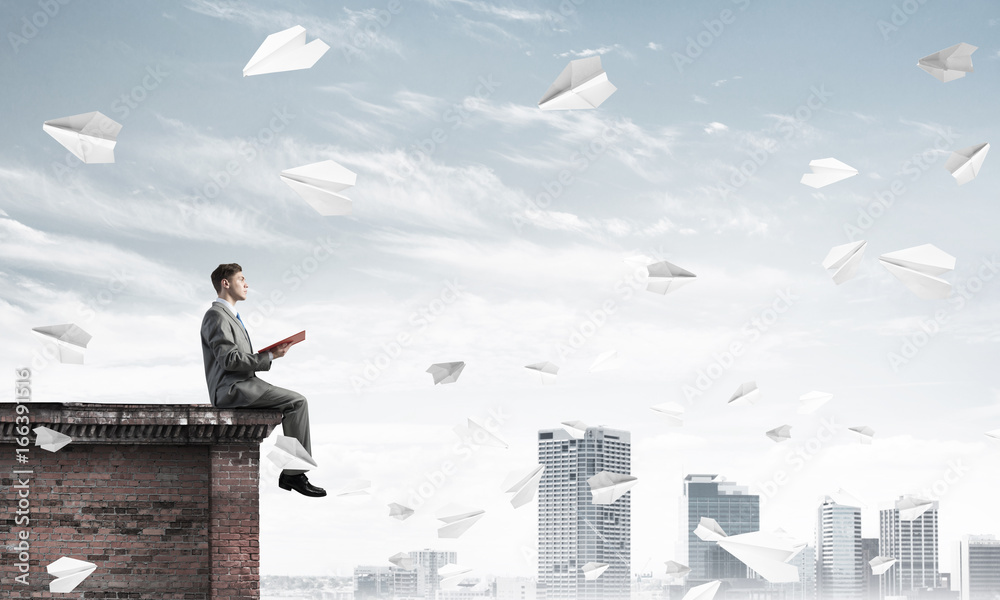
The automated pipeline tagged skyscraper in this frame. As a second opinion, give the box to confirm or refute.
[880,498,939,598]
[861,538,881,600]
[410,549,458,599]
[816,497,863,600]
[955,535,1000,600]
[537,426,631,600]
[682,474,760,582]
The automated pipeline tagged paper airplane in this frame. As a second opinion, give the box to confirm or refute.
[42,112,122,164]
[503,465,545,508]
[280,160,357,216]
[438,563,472,584]
[728,382,759,405]
[525,361,559,384]
[717,530,804,583]
[945,143,990,185]
[538,56,617,110]
[870,556,897,575]
[336,479,370,496]
[694,517,728,542]
[897,496,934,521]
[437,506,485,538]
[427,361,465,385]
[646,261,697,294]
[798,391,833,414]
[266,435,318,471]
[823,241,867,285]
[561,420,588,438]
[849,425,875,444]
[454,418,508,449]
[388,552,414,570]
[46,557,97,593]
[664,561,692,577]
[32,323,92,364]
[800,158,858,188]
[831,488,867,508]
[766,425,792,443]
[918,42,977,82]
[243,25,329,76]
[650,402,684,426]
[587,471,637,504]
[879,244,955,299]
[388,503,414,520]
[681,580,721,600]
[589,350,619,372]
[33,426,73,452]
[581,562,610,580]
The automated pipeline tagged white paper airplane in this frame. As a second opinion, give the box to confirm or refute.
[664,560,692,577]
[800,158,858,188]
[32,323,92,364]
[870,556,897,575]
[650,402,685,426]
[830,488,867,508]
[728,382,759,405]
[897,496,934,521]
[437,506,486,538]
[589,350,619,372]
[849,425,875,444]
[717,530,804,583]
[438,563,472,585]
[879,244,955,299]
[42,112,122,164]
[525,361,559,384]
[918,42,977,82]
[587,471,637,505]
[646,260,697,294]
[388,552,414,570]
[945,143,990,185]
[280,160,357,216]
[243,25,330,77]
[503,465,545,508]
[766,425,792,443]
[538,56,617,110]
[388,503,414,520]
[266,435,318,471]
[336,479,370,496]
[581,562,610,580]
[694,517,728,542]
[823,241,867,285]
[454,417,508,449]
[427,361,465,384]
[681,580,721,600]
[798,391,833,414]
[46,556,97,593]
[561,420,588,438]
[33,426,73,452]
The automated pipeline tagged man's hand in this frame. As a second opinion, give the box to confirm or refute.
[272,343,292,359]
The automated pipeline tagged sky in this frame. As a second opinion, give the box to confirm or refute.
[2,0,1000,581]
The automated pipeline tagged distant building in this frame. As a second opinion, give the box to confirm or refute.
[954,535,1000,600]
[788,545,817,600]
[537,426,632,600]
[496,577,536,600]
[880,498,939,598]
[682,474,760,582]
[411,550,458,599]
[862,538,881,600]
[817,497,863,600]
[354,566,394,600]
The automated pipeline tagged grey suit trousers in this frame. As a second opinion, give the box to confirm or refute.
[233,381,313,476]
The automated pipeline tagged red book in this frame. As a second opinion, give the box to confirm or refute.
[257,330,306,354]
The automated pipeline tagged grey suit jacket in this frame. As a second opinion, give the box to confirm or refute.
[200,302,272,408]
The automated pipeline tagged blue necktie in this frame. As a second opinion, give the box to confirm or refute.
[236,313,251,346]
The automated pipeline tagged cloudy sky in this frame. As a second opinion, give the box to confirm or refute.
[3,0,1000,580]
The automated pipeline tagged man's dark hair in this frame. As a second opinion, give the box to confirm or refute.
[211,263,242,294]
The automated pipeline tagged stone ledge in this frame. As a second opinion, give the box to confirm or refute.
[0,403,283,444]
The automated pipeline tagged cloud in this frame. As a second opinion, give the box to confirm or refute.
[704,122,729,135]
[556,44,634,59]
[646,42,662,51]
[693,94,708,104]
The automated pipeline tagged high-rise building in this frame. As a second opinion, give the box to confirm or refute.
[354,566,394,600]
[816,497,863,600]
[862,538,881,600]
[774,544,816,600]
[954,535,1000,600]
[537,426,631,600]
[409,549,457,599]
[496,577,537,600]
[880,498,939,598]
[681,474,760,582]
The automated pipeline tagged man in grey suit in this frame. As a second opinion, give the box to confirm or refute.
[200,263,326,497]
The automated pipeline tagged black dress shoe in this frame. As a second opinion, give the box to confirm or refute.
[278,473,327,497]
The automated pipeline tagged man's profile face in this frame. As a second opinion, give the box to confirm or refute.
[223,271,249,301]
